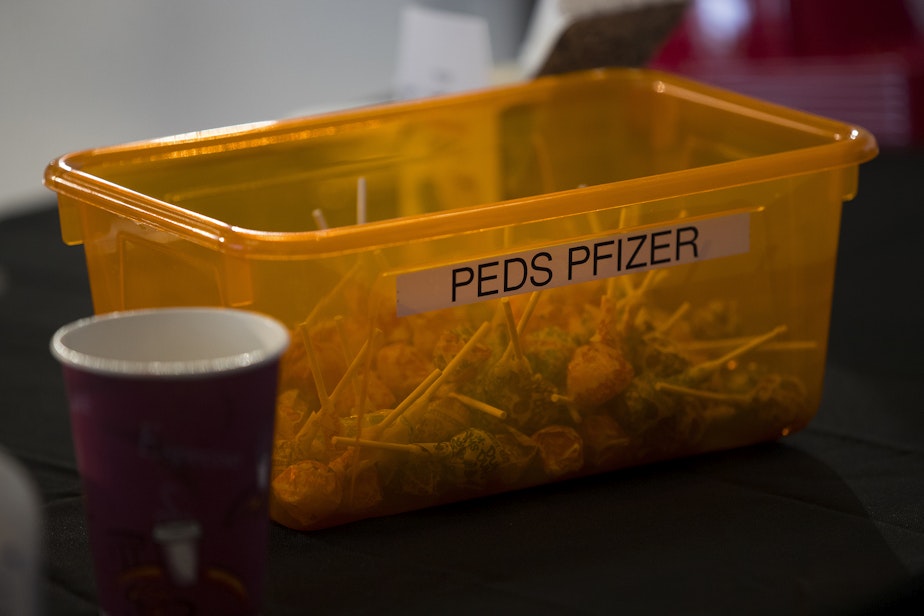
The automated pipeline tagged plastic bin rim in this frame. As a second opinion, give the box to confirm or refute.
[43,68,879,258]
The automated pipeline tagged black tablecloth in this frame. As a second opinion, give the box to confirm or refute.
[2,148,923,615]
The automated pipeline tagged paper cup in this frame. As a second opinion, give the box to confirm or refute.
[51,308,289,615]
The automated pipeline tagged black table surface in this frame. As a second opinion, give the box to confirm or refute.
[2,148,923,615]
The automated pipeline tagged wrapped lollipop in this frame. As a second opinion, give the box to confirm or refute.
[594,270,663,347]
[385,427,532,499]
[328,449,384,517]
[274,388,309,441]
[276,338,314,396]
[339,409,392,439]
[522,326,578,388]
[651,370,810,443]
[376,322,490,445]
[631,334,691,379]
[518,283,598,340]
[273,406,342,474]
[415,428,532,491]
[395,455,444,497]
[531,425,584,478]
[333,427,536,494]
[481,301,572,433]
[626,302,694,378]
[749,373,810,432]
[617,377,705,457]
[270,460,342,531]
[566,341,635,411]
[688,298,741,340]
[581,414,633,469]
[376,342,435,401]
[410,394,473,443]
[293,328,380,459]
[482,360,570,434]
[615,325,789,453]
[432,327,494,384]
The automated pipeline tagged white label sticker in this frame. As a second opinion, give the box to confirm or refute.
[392,5,493,100]
[396,213,750,317]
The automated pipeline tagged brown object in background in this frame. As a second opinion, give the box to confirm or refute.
[535,0,689,76]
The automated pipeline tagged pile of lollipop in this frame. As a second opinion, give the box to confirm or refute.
[270,270,812,530]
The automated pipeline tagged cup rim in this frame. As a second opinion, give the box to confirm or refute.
[50,307,290,378]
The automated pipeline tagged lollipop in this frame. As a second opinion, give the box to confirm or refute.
[566,341,635,410]
[270,460,342,530]
[531,425,584,478]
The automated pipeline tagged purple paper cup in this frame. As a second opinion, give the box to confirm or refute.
[51,308,289,615]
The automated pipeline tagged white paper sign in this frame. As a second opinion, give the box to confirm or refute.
[392,5,492,100]
[396,213,751,317]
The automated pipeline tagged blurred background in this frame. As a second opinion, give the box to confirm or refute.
[0,0,536,219]
[2,0,922,220]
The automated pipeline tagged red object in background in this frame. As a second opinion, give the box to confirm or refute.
[649,0,924,146]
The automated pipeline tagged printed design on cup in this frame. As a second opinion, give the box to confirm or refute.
[110,520,253,613]
[102,421,262,613]
[109,509,254,612]
[117,562,250,614]
[153,519,202,587]
[139,422,243,472]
